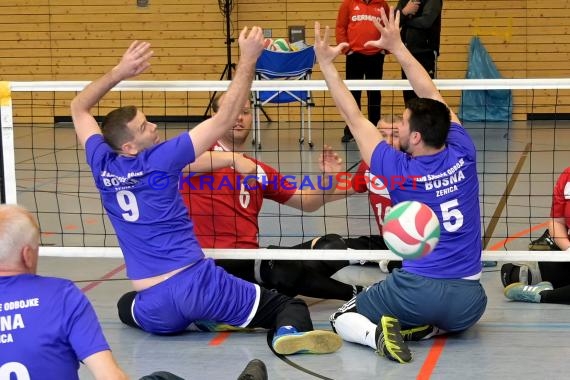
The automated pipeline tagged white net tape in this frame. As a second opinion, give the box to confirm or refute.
[37,247,568,261]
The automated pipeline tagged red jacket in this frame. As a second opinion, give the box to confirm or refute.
[551,167,570,229]
[336,0,390,55]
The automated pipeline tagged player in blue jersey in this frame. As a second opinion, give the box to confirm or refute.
[70,32,341,355]
[315,8,487,363]
[0,204,127,380]
[0,205,268,380]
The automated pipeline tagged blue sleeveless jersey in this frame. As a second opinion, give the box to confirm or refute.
[86,133,204,279]
[370,122,482,278]
[0,274,109,380]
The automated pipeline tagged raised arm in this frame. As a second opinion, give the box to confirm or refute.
[188,27,264,158]
[314,23,383,166]
[284,145,344,212]
[365,8,459,124]
[70,41,153,148]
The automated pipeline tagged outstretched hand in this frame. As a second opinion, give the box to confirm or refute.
[313,22,348,66]
[113,41,153,80]
[319,145,343,174]
[238,26,265,62]
[363,7,403,53]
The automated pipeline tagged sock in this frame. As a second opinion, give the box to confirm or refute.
[333,312,377,350]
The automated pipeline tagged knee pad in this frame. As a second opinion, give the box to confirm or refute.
[117,291,139,328]
[312,234,347,250]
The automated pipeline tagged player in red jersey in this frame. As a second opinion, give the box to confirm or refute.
[180,95,365,300]
[288,116,403,274]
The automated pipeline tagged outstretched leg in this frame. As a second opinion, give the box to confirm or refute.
[265,234,360,300]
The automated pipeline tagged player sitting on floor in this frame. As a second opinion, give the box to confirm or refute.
[180,94,365,301]
[315,8,487,363]
[503,167,570,304]
[70,32,341,356]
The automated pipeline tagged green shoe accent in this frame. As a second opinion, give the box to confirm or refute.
[375,315,412,363]
[400,325,435,341]
[504,281,553,303]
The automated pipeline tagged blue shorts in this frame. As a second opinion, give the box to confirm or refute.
[132,258,260,334]
[356,269,487,332]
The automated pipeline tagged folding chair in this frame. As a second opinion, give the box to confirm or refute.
[252,47,316,149]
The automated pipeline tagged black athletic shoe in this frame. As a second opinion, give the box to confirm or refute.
[375,315,412,363]
[400,325,436,341]
[529,229,560,251]
[500,263,531,287]
[237,359,268,380]
[341,126,354,143]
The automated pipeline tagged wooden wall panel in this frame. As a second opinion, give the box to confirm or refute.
[1,0,569,122]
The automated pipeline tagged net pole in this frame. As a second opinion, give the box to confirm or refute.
[0,81,17,204]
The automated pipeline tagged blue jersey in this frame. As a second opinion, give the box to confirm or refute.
[0,274,109,380]
[370,122,482,278]
[86,133,204,279]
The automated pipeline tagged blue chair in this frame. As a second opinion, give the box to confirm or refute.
[253,47,316,149]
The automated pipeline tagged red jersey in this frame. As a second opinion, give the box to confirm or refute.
[351,160,392,233]
[336,0,390,55]
[180,143,296,248]
[550,167,570,229]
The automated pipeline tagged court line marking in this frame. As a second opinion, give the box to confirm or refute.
[488,221,549,251]
[80,263,125,293]
[417,336,447,380]
[209,331,231,346]
[416,218,548,379]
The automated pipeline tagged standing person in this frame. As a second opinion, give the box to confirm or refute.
[314,7,487,364]
[395,0,442,103]
[336,0,390,143]
[70,32,342,356]
[0,204,127,380]
[503,167,570,304]
[181,94,361,301]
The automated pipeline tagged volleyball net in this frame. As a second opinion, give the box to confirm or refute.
[1,79,569,262]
